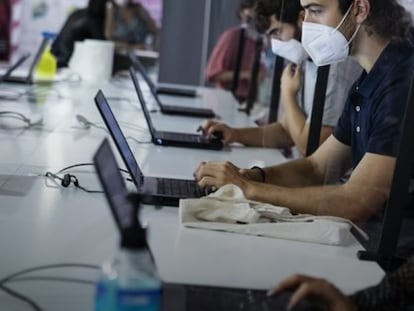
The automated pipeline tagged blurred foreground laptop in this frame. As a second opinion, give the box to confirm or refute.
[94,90,204,207]
[129,66,215,118]
[0,38,48,84]
[130,74,223,150]
[129,52,198,98]
[93,138,323,311]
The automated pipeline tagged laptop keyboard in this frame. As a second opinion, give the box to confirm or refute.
[157,178,203,197]
[162,284,324,311]
[186,286,274,311]
[163,132,201,143]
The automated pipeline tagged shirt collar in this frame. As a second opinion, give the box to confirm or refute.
[354,40,413,99]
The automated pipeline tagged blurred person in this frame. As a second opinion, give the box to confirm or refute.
[205,0,261,102]
[51,0,109,67]
[105,0,157,50]
[270,255,414,310]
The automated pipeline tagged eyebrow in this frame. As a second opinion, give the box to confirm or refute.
[301,2,323,9]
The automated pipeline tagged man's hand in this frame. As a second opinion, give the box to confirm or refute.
[194,161,250,190]
[269,274,357,311]
[199,120,238,145]
[281,63,301,99]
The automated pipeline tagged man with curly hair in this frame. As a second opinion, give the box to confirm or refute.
[195,0,414,223]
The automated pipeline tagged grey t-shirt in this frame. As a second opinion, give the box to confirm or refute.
[301,57,362,126]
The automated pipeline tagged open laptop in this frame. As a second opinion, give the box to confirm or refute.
[129,66,215,118]
[129,52,198,98]
[130,74,223,150]
[93,139,321,311]
[0,53,31,83]
[0,37,48,84]
[93,138,136,230]
[94,90,205,207]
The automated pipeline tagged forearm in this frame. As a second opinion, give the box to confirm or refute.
[244,181,384,222]
[281,91,308,155]
[234,123,293,148]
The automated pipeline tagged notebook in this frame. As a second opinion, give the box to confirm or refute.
[0,38,48,84]
[129,66,215,118]
[129,52,198,98]
[94,90,205,207]
[130,72,223,150]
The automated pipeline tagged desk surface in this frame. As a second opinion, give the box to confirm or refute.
[0,77,384,310]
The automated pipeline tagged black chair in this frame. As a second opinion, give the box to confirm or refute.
[305,65,330,156]
[267,56,285,123]
[241,35,263,115]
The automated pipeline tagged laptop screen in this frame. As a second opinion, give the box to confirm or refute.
[0,53,30,81]
[129,67,157,137]
[94,90,144,187]
[93,138,134,230]
[129,52,157,91]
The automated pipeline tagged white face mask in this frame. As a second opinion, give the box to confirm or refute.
[301,4,360,66]
[270,38,308,64]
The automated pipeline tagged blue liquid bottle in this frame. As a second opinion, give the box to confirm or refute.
[95,226,161,311]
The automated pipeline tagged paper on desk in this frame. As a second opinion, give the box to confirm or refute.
[179,184,368,246]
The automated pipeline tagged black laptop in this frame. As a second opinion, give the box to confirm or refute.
[0,38,48,84]
[94,90,205,207]
[129,52,198,98]
[93,138,136,229]
[129,66,215,118]
[130,75,223,150]
[0,53,31,83]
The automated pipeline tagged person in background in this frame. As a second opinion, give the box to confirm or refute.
[201,0,361,157]
[105,0,157,50]
[270,255,414,310]
[194,0,414,223]
[205,0,261,103]
[0,0,11,61]
[51,0,109,68]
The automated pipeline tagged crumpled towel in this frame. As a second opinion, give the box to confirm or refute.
[179,184,368,246]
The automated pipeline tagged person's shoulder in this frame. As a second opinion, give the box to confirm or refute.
[220,27,241,39]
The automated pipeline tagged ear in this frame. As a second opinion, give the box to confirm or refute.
[297,10,305,29]
[354,0,370,24]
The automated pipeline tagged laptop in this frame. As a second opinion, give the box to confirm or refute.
[129,52,198,98]
[94,90,205,207]
[93,141,322,311]
[93,138,136,230]
[0,53,31,83]
[129,66,215,118]
[0,37,48,84]
[129,75,223,150]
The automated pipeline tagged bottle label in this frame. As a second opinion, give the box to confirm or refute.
[116,288,161,311]
[96,282,161,311]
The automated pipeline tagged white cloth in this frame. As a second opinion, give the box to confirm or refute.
[180,184,368,246]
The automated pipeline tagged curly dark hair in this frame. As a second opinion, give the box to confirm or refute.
[338,0,412,40]
[255,0,302,33]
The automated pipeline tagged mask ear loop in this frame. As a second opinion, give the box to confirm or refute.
[332,2,361,47]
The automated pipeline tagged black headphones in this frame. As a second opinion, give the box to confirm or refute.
[45,172,102,193]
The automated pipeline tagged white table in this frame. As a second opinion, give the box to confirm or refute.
[0,77,384,310]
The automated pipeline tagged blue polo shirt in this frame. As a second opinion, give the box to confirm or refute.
[333,40,414,167]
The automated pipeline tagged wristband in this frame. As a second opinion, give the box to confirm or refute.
[250,166,265,182]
